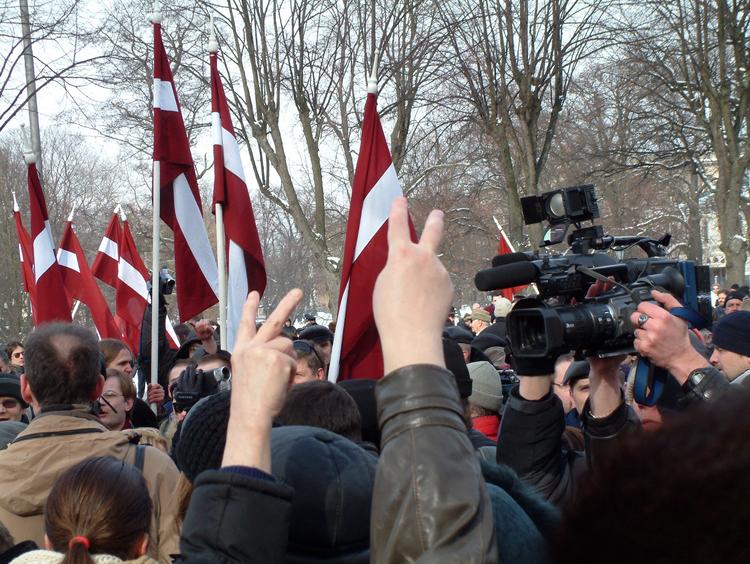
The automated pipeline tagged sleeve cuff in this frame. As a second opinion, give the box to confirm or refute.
[221,466,276,482]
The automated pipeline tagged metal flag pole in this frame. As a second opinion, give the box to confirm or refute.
[209,18,228,351]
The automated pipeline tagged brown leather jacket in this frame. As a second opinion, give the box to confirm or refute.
[372,364,498,563]
[0,408,179,563]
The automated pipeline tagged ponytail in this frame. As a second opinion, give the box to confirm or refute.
[62,536,94,564]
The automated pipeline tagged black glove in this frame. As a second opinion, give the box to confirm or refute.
[173,366,219,413]
[509,353,557,376]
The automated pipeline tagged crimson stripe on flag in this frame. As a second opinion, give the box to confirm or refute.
[92,212,121,288]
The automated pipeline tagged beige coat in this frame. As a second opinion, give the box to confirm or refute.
[0,409,179,563]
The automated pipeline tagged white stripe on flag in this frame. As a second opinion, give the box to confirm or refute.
[98,236,119,260]
[18,244,23,262]
[328,282,349,382]
[32,232,56,282]
[165,314,181,346]
[118,259,149,301]
[226,240,249,352]
[154,79,178,112]
[353,163,401,261]
[173,173,220,296]
[212,113,246,183]
[57,248,80,273]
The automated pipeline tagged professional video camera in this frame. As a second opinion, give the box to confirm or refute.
[474,185,712,402]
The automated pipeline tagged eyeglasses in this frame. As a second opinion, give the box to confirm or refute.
[12,352,23,359]
[100,392,124,401]
[1,398,20,410]
[293,340,324,368]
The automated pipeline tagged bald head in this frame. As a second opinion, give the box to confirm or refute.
[25,323,101,406]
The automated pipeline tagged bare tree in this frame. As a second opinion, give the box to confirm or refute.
[439,0,612,246]
[616,0,750,283]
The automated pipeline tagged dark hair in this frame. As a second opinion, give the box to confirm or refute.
[278,380,362,441]
[293,340,324,373]
[555,390,750,564]
[98,339,130,367]
[25,324,101,406]
[5,341,23,362]
[45,456,152,564]
[196,351,231,369]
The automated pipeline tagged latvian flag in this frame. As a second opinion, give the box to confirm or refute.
[210,41,266,351]
[26,156,71,323]
[153,18,219,321]
[328,83,413,381]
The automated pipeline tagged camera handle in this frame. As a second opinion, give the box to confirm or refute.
[632,306,711,406]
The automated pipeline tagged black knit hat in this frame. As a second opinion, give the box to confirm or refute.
[713,311,750,356]
[175,391,230,481]
[443,326,474,345]
[443,338,472,398]
[0,372,27,408]
[724,291,747,305]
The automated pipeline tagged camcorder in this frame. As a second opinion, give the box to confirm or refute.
[146,268,176,296]
[474,185,712,404]
[173,365,231,414]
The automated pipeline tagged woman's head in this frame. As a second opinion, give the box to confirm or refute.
[44,456,152,564]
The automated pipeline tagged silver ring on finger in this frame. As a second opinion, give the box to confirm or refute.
[637,313,649,328]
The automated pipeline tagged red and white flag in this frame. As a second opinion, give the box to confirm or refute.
[153,21,218,322]
[58,217,121,339]
[117,217,150,354]
[91,208,122,288]
[329,85,413,381]
[26,157,71,323]
[210,44,266,351]
[497,225,527,301]
[13,192,38,324]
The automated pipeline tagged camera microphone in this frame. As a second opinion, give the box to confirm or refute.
[474,261,539,292]
[491,252,530,267]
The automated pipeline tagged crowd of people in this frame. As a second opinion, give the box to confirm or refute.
[1,197,749,563]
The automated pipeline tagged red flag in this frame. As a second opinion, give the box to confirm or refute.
[329,88,414,381]
[92,209,122,288]
[116,218,150,353]
[497,226,527,300]
[210,45,266,350]
[13,192,39,324]
[58,219,122,339]
[26,158,71,323]
[153,21,218,321]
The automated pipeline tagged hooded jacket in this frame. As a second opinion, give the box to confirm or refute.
[0,408,179,563]
[10,550,158,564]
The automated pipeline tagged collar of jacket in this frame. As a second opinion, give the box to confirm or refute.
[38,404,99,421]
[731,368,750,386]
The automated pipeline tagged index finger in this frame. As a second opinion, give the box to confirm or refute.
[387,197,410,248]
[637,299,673,320]
[255,288,303,344]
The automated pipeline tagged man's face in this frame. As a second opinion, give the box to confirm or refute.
[470,319,488,334]
[168,365,187,399]
[10,346,24,368]
[552,359,573,414]
[292,358,324,386]
[0,396,23,422]
[724,298,743,314]
[633,402,663,431]
[109,348,134,377]
[717,292,727,307]
[570,378,590,415]
[712,284,720,294]
[98,377,133,431]
[316,340,332,365]
[710,347,750,381]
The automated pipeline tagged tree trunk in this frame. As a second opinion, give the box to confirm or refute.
[716,172,748,284]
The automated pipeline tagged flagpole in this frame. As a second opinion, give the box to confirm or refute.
[150,3,161,411]
[209,21,228,351]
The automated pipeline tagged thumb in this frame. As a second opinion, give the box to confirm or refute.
[651,289,682,310]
